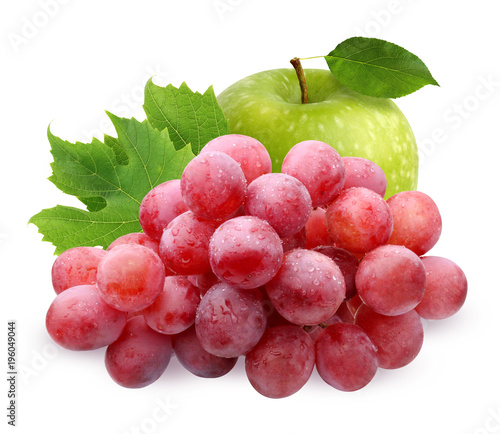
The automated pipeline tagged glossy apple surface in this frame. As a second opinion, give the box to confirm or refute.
[217,68,418,198]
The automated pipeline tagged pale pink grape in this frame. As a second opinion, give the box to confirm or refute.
[180,151,247,220]
[326,187,393,253]
[209,216,283,290]
[105,316,172,388]
[315,322,378,391]
[354,303,424,369]
[245,173,312,238]
[143,276,201,335]
[51,246,106,295]
[201,134,272,184]
[172,325,237,378]
[46,284,127,351]
[245,325,315,398]
[281,140,345,207]
[265,249,346,326]
[415,256,468,320]
[387,190,442,256]
[195,283,266,358]
[96,244,165,312]
[355,245,426,316]
[342,157,387,197]
[139,179,188,240]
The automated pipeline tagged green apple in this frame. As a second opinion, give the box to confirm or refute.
[217,68,418,199]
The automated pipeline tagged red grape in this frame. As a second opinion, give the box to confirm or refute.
[315,322,378,391]
[305,207,334,249]
[326,187,393,253]
[105,316,172,388]
[415,256,468,320]
[180,151,247,220]
[107,232,160,255]
[139,179,188,240]
[354,304,424,369]
[265,249,346,326]
[195,283,266,358]
[194,270,221,296]
[96,244,165,312]
[51,246,106,294]
[245,325,315,398]
[244,173,312,237]
[387,190,442,256]
[159,211,219,276]
[281,226,307,253]
[200,134,272,184]
[342,157,387,197]
[209,216,283,290]
[172,325,237,378]
[313,245,359,301]
[281,140,345,207]
[143,276,201,335]
[46,284,127,351]
[355,245,426,316]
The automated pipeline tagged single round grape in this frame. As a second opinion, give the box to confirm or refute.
[356,245,426,316]
[172,325,237,378]
[209,216,283,290]
[315,322,378,391]
[195,283,266,358]
[180,151,247,220]
[139,179,189,240]
[244,173,312,238]
[51,246,106,294]
[105,316,172,388]
[245,325,315,399]
[265,249,346,326]
[342,157,387,197]
[107,232,160,255]
[326,187,393,253]
[313,246,359,301]
[96,244,165,312]
[386,190,442,256]
[305,207,334,250]
[415,256,468,320]
[143,276,200,335]
[282,140,345,207]
[159,211,219,276]
[354,303,424,369]
[201,134,272,184]
[46,284,127,351]
[281,227,307,253]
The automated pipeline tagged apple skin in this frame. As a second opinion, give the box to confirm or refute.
[217,68,418,199]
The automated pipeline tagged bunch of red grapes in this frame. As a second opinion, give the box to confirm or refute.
[46,135,467,398]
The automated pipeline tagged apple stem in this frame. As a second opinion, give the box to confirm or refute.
[290,57,309,104]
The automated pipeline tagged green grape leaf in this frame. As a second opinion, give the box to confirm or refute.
[325,37,439,98]
[144,80,229,154]
[29,113,195,254]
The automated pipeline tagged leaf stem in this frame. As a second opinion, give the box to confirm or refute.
[298,56,324,61]
[290,57,309,104]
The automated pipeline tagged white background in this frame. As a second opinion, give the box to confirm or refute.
[1,1,499,433]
